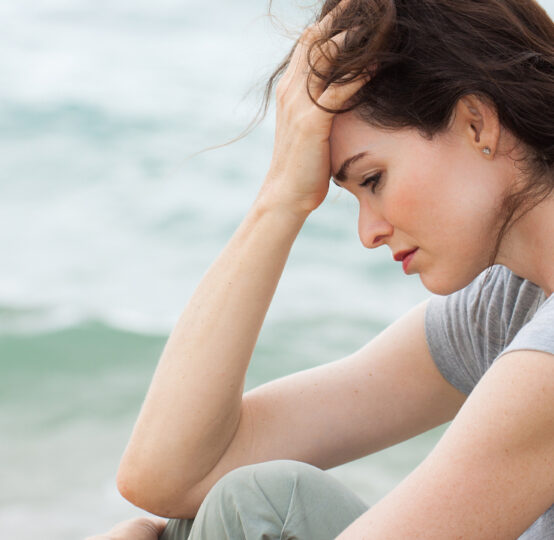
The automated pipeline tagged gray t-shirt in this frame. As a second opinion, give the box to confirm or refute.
[425,264,553,539]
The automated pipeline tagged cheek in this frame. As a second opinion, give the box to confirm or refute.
[381,141,450,227]
[383,165,444,233]
[388,151,499,239]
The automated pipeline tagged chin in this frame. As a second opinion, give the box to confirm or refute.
[419,269,480,296]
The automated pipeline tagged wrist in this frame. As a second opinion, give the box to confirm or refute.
[254,180,317,225]
[251,195,311,233]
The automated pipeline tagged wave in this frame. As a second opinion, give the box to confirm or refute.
[0,303,170,337]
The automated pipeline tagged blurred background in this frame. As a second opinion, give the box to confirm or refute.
[1,0,552,538]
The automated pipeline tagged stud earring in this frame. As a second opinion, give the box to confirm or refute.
[482,147,491,155]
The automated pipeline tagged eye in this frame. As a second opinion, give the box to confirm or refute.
[359,172,382,194]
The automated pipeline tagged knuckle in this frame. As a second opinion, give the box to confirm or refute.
[275,79,286,97]
[301,23,320,43]
[275,80,290,105]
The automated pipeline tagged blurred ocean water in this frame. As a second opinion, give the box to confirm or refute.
[1,1,553,538]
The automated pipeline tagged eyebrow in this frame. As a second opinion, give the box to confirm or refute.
[332,151,371,183]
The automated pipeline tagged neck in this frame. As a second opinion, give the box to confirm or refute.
[497,191,554,296]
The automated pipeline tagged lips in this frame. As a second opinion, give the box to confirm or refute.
[393,248,418,262]
[393,248,419,273]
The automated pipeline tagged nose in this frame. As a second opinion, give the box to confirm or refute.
[357,200,393,249]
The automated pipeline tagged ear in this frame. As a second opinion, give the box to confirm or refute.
[455,95,501,158]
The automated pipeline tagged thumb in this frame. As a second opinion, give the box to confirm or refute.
[148,517,168,535]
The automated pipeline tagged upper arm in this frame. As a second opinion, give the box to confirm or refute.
[338,349,554,539]
[182,300,466,515]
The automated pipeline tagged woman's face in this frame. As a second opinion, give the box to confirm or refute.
[329,110,508,295]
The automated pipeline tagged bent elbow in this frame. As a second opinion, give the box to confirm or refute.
[116,460,202,518]
[116,466,148,511]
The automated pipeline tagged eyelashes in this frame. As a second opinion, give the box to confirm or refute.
[359,172,382,194]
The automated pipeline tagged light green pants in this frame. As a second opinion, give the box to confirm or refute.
[160,460,369,540]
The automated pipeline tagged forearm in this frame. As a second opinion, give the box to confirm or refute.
[118,194,308,509]
[118,7,369,512]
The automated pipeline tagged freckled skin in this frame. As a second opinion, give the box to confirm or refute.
[329,110,511,295]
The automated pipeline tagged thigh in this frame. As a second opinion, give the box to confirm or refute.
[160,460,369,540]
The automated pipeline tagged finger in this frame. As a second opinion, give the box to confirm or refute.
[308,29,348,77]
[300,0,352,45]
[151,518,168,534]
[308,27,369,102]
[282,27,348,101]
[321,0,353,26]
[317,71,370,112]
[304,30,348,101]
[280,0,351,89]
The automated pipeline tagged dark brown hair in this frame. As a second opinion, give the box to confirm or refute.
[264,0,554,268]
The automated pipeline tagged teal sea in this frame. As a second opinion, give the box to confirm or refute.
[2,1,553,538]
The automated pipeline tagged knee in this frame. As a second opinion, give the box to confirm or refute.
[223,459,318,482]
[212,460,319,495]
[200,460,319,516]
[186,461,367,539]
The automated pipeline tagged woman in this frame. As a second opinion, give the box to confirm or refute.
[114,0,554,538]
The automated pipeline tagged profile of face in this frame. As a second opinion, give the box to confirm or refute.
[329,99,516,295]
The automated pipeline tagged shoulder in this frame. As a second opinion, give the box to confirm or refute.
[502,292,554,358]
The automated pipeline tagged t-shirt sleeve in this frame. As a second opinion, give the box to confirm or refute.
[500,294,554,358]
[424,269,495,395]
[424,265,546,395]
